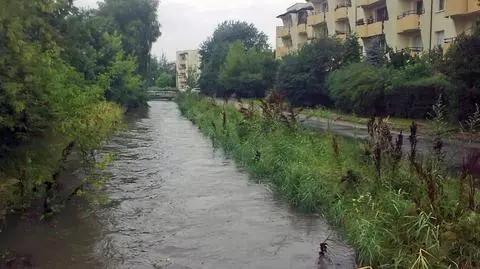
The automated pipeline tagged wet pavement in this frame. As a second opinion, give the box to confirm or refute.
[301,118,480,172]
[0,101,355,269]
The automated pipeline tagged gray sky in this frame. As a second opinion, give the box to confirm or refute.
[74,0,296,61]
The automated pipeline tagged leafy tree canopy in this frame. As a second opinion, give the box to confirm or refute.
[198,21,269,96]
[219,41,277,98]
[276,38,344,107]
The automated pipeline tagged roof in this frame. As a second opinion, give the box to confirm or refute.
[277,3,313,18]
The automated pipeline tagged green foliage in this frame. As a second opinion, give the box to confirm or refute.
[443,30,480,120]
[149,54,176,88]
[328,60,453,118]
[0,0,159,217]
[199,21,270,96]
[328,62,391,116]
[178,94,480,268]
[343,33,362,64]
[387,46,416,69]
[219,41,276,98]
[276,38,344,107]
[100,52,145,108]
[366,37,387,67]
[97,0,161,77]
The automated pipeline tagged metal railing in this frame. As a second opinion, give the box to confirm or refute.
[397,9,425,19]
[335,0,352,9]
[355,15,389,25]
[406,46,423,52]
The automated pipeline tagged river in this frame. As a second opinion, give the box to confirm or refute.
[0,101,355,269]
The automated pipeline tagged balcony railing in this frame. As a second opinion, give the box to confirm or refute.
[357,0,382,7]
[335,5,349,21]
[335,0,352,9]
[397,10,423,34]
[356,17,386,38]
[307,11,327,26]
[446,0,480,17]
[406,47,423,55]
[276,26,291,39]
[297,23,308,35]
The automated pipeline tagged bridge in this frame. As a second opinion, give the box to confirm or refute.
[147,87,179,101]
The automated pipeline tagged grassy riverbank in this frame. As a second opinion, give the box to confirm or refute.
[177,93,480,268]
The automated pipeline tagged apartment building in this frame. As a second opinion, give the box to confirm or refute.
[276,3,314,58]
[276,0,480,58]
[176,50,200,91]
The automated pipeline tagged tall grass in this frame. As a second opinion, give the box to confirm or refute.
[177,93,480,268]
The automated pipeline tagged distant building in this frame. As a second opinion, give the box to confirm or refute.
[176,50,200,91]
[276,0,480,58]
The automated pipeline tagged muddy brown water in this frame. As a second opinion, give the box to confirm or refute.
[0,101,355,269]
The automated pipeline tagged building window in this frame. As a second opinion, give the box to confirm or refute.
[436,30,445,47]
[438,0,445,11]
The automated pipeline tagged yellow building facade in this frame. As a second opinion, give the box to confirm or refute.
[276,0,480,58]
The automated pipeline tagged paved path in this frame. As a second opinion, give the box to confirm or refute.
[300,116,480,172]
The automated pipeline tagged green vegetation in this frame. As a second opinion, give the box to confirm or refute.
[219,41,277,98]
[275,38,345,107]
[178,93,480,268]
[199,21,273,98]
[0,0,160,217]
[149,54,176,88]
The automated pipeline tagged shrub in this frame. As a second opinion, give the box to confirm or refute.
[443,29,480,120]
[219,41,277,98]
[328,61,453,118]
[327,62,391,116]
[276,38,344,107]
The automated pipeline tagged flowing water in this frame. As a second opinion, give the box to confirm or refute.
[0,101,355,269]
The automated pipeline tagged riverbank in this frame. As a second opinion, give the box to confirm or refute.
[178,93,480,268]
[0,101,356,269]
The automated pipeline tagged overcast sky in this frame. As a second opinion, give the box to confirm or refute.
[74,0,296,61]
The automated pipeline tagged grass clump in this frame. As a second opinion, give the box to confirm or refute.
[177,93,480,268]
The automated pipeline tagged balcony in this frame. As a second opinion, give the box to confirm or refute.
[469,0,480,14]
[406,47,423,56]
[357,0,382,7]
[335,7,349,21]
[297,23,308,35]
[356,18,385,38]
[276,26,291,39]
[397,10,421,34]
[307,11,327,26]
[446,0,480,17]
[443,37,455,53]
[356,23,368,37]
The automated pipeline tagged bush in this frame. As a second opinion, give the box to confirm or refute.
[199,21,269,97]
[443,30,480,120]
[328,62,391,116]
[219,41,277,98]
[276,38,344,107]
[328,61,453,118]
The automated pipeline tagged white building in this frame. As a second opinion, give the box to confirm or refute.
[176,50,201,91]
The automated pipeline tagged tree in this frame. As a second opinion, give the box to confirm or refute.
[186,67,200,90]
[0,0,127,216]
[149,54,176,88]
[343,33,362,64]
[366,36,388,67]
[219,41,276,98]
[199,21,269,96]
[328,62,391,116]
[443,29,480,120]
[97,0,162,77]
[276,38,344,107]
